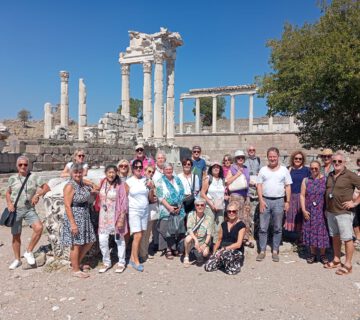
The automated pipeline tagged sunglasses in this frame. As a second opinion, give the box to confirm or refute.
[195,204,205,207]
[227,210,237,214]
[248,149,255,151]
[236,157,245,160]
[193,151,200,155]
[147,170,154,174]
[136,148,144,152]
[18,163,28,167]
[134,166,143,169]
[310,167,319,171]
[78,154,85,158]
[183,163,192,167]
[119,165,128,169]
[321,155,332,159]
[224,159,230,162]
[332,160,343,164]
[294,157,303,161]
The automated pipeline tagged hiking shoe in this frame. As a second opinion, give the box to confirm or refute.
[256,252,266,261]
[272,253,280,262]
[24,251,35,265]
[9,259,22,270]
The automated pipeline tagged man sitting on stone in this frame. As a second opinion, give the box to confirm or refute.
[131,144,155,175]
[5,156,50,269]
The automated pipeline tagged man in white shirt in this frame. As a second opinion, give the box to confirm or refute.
[256,147,292,262]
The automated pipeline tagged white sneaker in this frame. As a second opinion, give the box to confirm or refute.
[9,259,22,270]
[98,264,111,273]
[115,263,125,273]
[24,251,36,265]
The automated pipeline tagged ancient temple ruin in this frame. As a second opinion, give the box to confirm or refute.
[119,27,183,143]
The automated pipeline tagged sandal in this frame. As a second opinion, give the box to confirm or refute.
[165,250,174,260]
[306,254,316,264]
[323,260,342,269]
[72,271,90,278]
[320,255,329,265]
[80,264,91,271]
[335,265,352,275]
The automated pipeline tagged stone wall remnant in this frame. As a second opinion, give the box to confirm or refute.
[78,78,87,141]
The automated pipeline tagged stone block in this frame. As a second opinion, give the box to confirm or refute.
[59,146,70,154]
[25,144,41,154]
[22,251,46,270]
[36,155,43,162]
[44,154,52,162]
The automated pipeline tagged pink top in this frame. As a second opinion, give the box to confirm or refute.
[115,183,129,237]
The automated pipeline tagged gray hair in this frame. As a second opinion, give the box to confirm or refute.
[156,150,166,160]
[16,155,29,165]
[163,162,173,170]
[333,151,345,160]
[70,163,84,172]
[194,198,206,205]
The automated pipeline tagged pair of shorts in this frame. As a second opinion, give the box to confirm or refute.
[11,207,40,235]
[129,209,149,233]
[326,211,354,241]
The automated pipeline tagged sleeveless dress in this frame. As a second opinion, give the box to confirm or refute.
[302,176,330,248]
[61,180,97,246]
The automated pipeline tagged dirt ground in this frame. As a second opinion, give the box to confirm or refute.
[0,199,359,320]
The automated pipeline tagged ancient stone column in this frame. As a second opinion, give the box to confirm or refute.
[268,115,274,131]
[121,64,130,118]
[195,98,200,133]
[230,95,235,132]
[179,98,184,134]
[78,79,87,141]
[142,62,152,140]
[60,71,69,127]
[212,96,217,133]
[44,103,52,139]
[153,55,164,142]
[248,94,254,132]
[166,59,175,142]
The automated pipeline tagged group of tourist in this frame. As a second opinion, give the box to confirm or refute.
[4,144,360,277]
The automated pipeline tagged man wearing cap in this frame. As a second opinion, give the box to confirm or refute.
[324,151,360,275]
[191,146,207,189]
[131,144,155,175]
[319,148,334,177]
[256,147,292,262]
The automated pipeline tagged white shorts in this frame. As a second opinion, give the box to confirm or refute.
[129,209,149,233]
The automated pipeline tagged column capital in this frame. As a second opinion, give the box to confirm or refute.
[121,64,130,75]
[143,61,152,73]
[59,71,69,81]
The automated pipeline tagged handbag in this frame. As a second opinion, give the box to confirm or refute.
[167,212,186,237]
[0,172,31,228]
[183,174,196,213]
[228,173,248,192]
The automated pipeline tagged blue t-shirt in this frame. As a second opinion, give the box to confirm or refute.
[290,166,310,194]
[192,158,207,188]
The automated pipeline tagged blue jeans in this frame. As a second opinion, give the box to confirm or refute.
[259,198,284,252]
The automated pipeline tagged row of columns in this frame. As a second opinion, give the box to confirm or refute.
[179,93,255,134]
[120,57,175,142]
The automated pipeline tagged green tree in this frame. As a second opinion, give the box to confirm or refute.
[117,98,143,123]
[257,0,360,151]
[192,96,226,127]
[17,109,31,127]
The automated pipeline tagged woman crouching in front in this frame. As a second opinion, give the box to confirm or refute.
[205,201,246,275]
[62,163,96,278]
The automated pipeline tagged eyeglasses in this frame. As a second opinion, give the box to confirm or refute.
[134,166,143,169]
[118,165,128,169]
[332,160,343,164]
[310,167,319,171]
[224,159,230,162]
[236,157,245,160]
[147,170,154,174]
[78,155,85,158]
[321,155,332,159]
[18,163,28,167]
[195,204,205,207]
[248,149,255,152]
[183,163,192,167]
[294,157,303,161]
[136,148,144,152]
[227,210,237,214]
[193,150,200,154]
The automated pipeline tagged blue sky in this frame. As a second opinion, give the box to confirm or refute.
[0,0,322,125]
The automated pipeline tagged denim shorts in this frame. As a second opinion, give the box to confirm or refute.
[11,207,40,235]
[326,211,354,241]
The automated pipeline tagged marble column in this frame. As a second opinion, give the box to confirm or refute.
[212,96,217,133]
[195,97,200,133]
[166,59,175,142]
[78,79,87,141]
[142,62,152,140]
[179,98,184,134]
[121,64,130,118]
[230,95,235,132]
[153,55,164,142]
[268,115,273,131]
[60,71,69,127]
[248,94,254,132]
[44,103,52,139]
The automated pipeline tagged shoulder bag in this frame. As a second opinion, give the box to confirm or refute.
[228,173,248,192]
[0,172,31,227]
[183,174,196,214]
